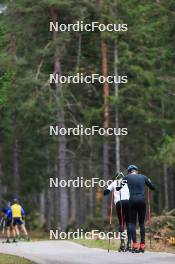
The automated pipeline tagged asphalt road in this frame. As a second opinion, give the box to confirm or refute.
[0,241,174,264]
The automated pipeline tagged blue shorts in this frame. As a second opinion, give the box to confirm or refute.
[6,219,12,227]
[13,218,23,226]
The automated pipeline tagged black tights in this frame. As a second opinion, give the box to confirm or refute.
[130,197,146,244]
[116,200,131,243]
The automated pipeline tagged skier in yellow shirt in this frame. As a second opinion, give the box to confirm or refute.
[11,198,29,242]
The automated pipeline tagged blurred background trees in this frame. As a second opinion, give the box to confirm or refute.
[0,0,174,231]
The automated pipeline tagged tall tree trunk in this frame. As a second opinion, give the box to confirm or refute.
[70,160,77,222]
[161,99,169,210]
[79,161,85,225]
[13,128,20,196]
[45,147,52,230]
[50,4,69,230]
[163,163,169,210]
[10,34,20,196]
[114,42,120,172]
[40,190,45,227]
[89,138,96,217]
[99,0,110,219]
[0,142,3,205]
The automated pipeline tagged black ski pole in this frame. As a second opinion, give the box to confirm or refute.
[148,189,151,248]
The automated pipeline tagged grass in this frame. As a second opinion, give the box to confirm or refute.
[73,238,175,253]
[0,254,35,264]
[73,239,120,251]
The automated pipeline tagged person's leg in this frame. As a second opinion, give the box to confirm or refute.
[6,226,10,242]
[21,224,28,236]
[116,202,123,233]
[12,220,17,242]
[6,227,10,238]
[116,202,125,251]
[138,199,146,244]
[15,225,20,237]
[123,200,131,250]
[129,199,137,244]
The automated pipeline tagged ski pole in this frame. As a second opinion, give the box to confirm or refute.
[108,191,114,253]
[148,188,151,248]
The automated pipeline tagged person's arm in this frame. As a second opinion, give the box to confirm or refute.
[21,207,25,217]
[6,209,12,219]
[104,181,114,196]
[104,189,110,195]
[116,177,127,191]
[145,176,155,190]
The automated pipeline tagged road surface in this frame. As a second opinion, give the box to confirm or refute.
[0,241,174,264]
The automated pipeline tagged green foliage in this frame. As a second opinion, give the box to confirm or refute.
[0,73,11,107]
[0,0,174,218]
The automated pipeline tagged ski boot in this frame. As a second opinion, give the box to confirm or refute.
[2,239,10,244]
[118,240,126,252]
[12,238,17,243]
[132,243,140,253]
[139,243,145,253]
[126,242,132,252]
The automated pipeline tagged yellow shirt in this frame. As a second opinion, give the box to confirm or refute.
[11,204,22,218]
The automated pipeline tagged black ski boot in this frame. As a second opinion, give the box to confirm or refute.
[12,238,17,243]
[118,240,126,252]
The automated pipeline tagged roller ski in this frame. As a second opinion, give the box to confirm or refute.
[118,240,126,252]
[132,243,140,253]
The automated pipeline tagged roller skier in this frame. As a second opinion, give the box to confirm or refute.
[104,176,131,252]
[116,165,155,253]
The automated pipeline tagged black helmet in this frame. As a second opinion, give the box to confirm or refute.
[127,165,138,173]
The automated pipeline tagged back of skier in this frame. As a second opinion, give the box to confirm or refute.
[104,178,131,251]
[11,198,30,242]
[2,202,12,243]
[117,165,155,253]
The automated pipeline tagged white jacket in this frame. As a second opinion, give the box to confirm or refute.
[107,179,130,205]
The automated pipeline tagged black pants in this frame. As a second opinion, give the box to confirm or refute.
[129,196,146,244]
[116,200,131,243]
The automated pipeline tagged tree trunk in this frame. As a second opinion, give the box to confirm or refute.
[0,142,3,206]
[114,42,120,172]
[70,160,76,222]
[10,33,20,196]
[161,99,169,210]
[50,4,69,231]
[89,140,96,217]
[40,190,45,227]
[13,132,20,196]
[163,163,169,210]
[99,0,110,219]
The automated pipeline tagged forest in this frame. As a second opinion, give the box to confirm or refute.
[0,0,175,232]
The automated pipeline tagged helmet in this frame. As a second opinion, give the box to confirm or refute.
[127,165,138,173]
[13,198,19,204]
